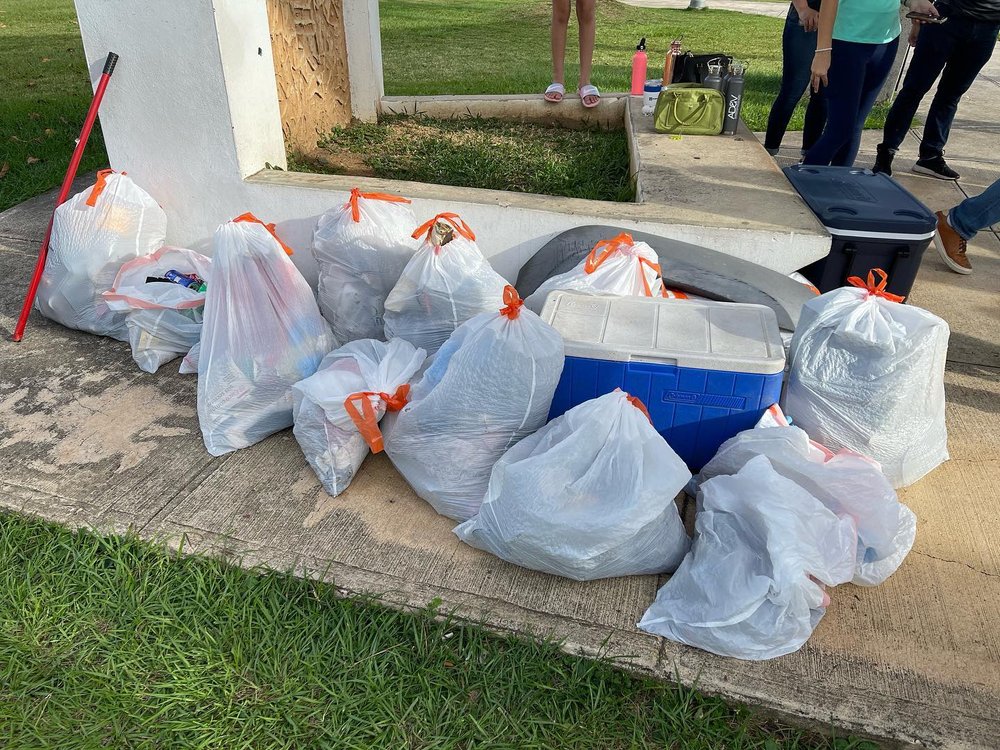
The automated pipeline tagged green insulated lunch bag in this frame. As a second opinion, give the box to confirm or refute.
[653,84,725,135]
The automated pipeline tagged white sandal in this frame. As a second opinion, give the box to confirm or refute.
[544,83,566,103]
[579,84,601,109]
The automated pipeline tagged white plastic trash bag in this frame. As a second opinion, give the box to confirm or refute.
[454,390,690,580]
[383,286,564,521]
[35,170,167,340]
[525,232,667,313]
[102,246,212,373]
[697,404,916,586]
[639,455,857,660]
[198,213,334,456]
[313,188,417,344]
[383,213,507,355]
[292,338,425,497]
[785,270,949,488]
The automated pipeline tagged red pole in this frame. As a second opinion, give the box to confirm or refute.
[12,51,119,342]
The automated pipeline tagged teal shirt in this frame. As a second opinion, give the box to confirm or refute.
[833,0,902,44]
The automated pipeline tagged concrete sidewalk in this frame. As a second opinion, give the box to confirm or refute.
[2,66,999,749]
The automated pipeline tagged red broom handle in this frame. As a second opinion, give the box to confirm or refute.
[12,51,119,342]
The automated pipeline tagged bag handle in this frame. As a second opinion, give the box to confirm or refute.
[846,268,905,303]
[499,285,523,319]
[346,187,411,223]
[586,233,662,297]
[411,212,476,243]
[668,93,711,127]
[232,212,294,255]
[85,168,123,207]
[344,384,411,453]
[622,390,653,424]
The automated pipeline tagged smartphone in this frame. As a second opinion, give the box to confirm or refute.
[905,11,947,23]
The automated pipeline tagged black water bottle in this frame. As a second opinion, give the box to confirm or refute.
[722,61,746,135]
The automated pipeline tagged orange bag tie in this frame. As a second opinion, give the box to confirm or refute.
[499,285,523,319]
[847,268,905,303]
[347,187,411,223]
[233,212,294,255]
[411,212,476,243]
[625,394,654,424]
[344,384,411,453]
[584,232,634,274]
[85,168,122,207]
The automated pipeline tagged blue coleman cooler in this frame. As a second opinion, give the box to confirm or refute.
[783,164,937,299]
[541,292,785,470]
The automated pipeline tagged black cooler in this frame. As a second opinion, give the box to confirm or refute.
[784,165,937,299]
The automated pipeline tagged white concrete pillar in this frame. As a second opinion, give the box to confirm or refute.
[343,0,384,121]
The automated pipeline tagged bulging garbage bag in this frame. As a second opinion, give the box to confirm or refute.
[102,246,212,373]
[525,232,666,314]
[785,270,949,488]
[383,286,564,521]
[639,455,857,660]
[312,188,417,344]
[454,390,690,580]
[292,338,425,497]
[382,213,507,355]
[697,404,916,586]
[35,170,167,340]
[198,213,334,456]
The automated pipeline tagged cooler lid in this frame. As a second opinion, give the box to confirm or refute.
[784,164,937,237]
[541,292,785,375]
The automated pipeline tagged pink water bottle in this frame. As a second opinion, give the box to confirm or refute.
[631,37,648,96]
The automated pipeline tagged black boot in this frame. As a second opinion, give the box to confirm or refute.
[873,144,895,176]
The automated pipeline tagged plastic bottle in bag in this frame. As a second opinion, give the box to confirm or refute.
[35,170,167,340]
[382,286,564,521]
[455,390,690,581]
[312,188,417,344]
[197,213,334,456]
[382,213,507,355]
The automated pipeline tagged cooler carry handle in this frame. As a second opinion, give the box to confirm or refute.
[840,242,905,289]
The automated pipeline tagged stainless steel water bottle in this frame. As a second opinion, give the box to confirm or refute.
[703,61,723,92]
[722,61,746,135]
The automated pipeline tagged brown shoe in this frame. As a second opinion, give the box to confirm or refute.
[934,210,972,275]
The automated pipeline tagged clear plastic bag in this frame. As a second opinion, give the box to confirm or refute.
[102,246,212,373]
[197,213,334,456]
[292,338,425,497]
[35,170,167,340]
[697,404,916,586]
[639,455,857,660]
[312,189,417,344]
[525,232,666,314]
[383,286,564,521]
[785,270,949,488]
[455,390,690,581]
[383,213,508,355]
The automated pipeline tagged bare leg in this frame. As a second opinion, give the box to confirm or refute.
[551,0,571,87]
[576,0,598,105]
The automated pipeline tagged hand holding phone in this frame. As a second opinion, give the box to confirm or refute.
[906,11,946,23]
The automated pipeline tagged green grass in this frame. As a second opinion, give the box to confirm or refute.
[0,0,107,212]
[297,115,634,202]
[0,512,879,750]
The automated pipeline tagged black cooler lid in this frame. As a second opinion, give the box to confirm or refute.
[783,164,937,237]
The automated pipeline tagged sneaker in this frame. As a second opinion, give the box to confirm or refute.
[873,144,895,176]
[913,156,960,180]
[934,210,972,275]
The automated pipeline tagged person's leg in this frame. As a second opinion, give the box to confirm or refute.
[879,22,952,153]
[830,37,898,167]
[803,41,870,166]
[575,0,598,105]
[764,7,817,152]
[949,178,1000,240]
[918,19,999,161]
[550,0,571,89]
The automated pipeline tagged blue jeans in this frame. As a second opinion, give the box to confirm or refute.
[803,36,899,167]
[950,178,1000,240]
[881,12,1000,159]
[764,4,828,152]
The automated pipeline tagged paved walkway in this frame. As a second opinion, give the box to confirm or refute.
[1,49,998,750]
[618,0,789,18]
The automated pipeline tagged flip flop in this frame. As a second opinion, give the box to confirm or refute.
[544,83,565,103]
[579,84,601,109]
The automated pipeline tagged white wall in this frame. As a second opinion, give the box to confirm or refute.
[73,0,827,288]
